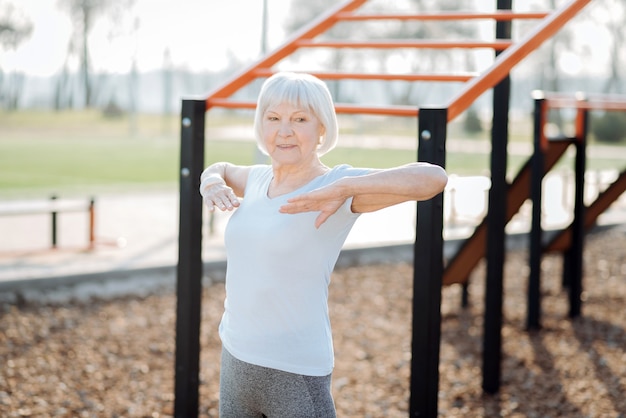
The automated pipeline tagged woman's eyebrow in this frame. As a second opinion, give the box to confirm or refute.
[265,108,309,115]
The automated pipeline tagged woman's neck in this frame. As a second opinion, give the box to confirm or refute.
[269,160,329,197]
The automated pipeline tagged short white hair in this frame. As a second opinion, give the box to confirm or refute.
[253,72,338,156]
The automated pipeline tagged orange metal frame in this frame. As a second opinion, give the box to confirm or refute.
[176,2,605,415]
[205,0,592,122]
[541,93,626,111]
[541,93,626,253]
[443,139,572,286]
[547,169,626,252]
[444,91,626,285]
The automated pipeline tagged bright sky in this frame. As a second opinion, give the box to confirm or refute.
[0,0,615,78]
[1,0,291,77]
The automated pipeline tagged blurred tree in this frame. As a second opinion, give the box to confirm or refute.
[463,106,483,134]
[161,47,173,134]
[0,2,32,110]
[53,54,74,110]
[597,0,624,94]
[58,0,135,108]
[0,1,32,50]
[591,111,626,144]
[527,0,575,130]
[283,0,337,38]
[531,0,624,129]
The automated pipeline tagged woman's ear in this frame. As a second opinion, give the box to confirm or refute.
[318,126,326,144]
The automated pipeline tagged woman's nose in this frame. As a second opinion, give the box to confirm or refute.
[278,121,293,136]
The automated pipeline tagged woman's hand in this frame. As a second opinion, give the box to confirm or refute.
[279,185,347,228]
[199,163,250,210]
[200,180,240,212]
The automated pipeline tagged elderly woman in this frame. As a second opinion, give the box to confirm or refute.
[199,72,447,418]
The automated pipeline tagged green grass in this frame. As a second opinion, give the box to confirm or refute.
[0,137,176,188]
[0,110,623,199]
[0,135,425,196]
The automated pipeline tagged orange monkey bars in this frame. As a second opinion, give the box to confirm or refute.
[204,0,591,123]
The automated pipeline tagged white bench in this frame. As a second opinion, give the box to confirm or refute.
[0,196,96,251]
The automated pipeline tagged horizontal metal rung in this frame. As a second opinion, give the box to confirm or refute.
[207,98,419,117]
[334,103,419,117]
[295,39,512,50]
[250,69,476,82]
[546,98,626,111]
[336,11,550,21]
[206,99,256,111]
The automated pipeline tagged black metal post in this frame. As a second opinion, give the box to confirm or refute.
[174,99,206,418]
[527,96,546,330]
[461,281,470,308]
[410,107,447,417]
[482,0,512,394]
[568,106,588,318]
[51,195,58,249]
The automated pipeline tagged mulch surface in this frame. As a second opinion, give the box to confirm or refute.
[1,227,625,417]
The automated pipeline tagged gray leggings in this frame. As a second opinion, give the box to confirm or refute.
[219,348,337,418]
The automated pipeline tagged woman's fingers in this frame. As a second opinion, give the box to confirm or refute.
[314,211,333,229]
[279,199,315,213]
[202,185,240,211]
[203,196,216,212]
[281,193,342,213]
[280,194,344,228]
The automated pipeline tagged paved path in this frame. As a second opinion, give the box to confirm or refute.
[0,191,421,283]
[0,171,624,295]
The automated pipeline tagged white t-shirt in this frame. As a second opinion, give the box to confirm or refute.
[219,164,371,376]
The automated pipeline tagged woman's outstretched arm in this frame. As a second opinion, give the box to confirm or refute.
[280,162,447,228]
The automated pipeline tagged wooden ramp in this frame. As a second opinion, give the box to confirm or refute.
[442,139,573,286]
[545,168,626,253]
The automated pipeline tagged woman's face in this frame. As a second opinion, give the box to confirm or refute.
[261,102,325,168]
